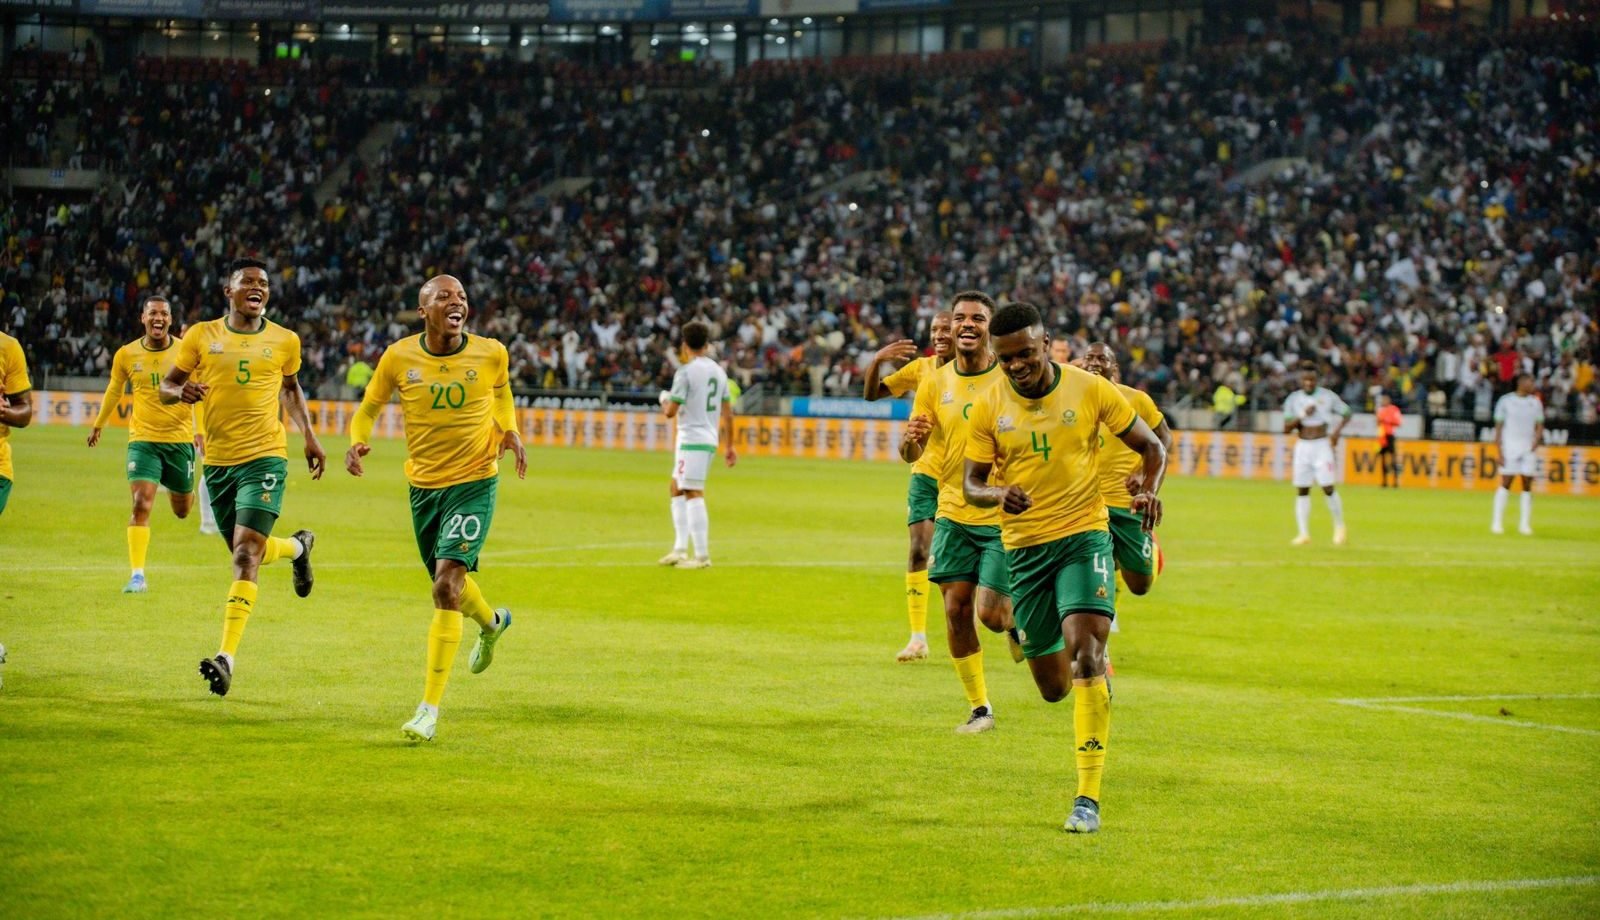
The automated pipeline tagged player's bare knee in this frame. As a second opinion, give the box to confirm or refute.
[1122,574,1151,596]
[907,544,930,570]
[1321,486,1336,497]
[974,594,1008,633]
[1295,487,1310,496]
[1039,684,1068,704]
[1068,645,1105,681]
[172,496,193,519]
[432,579,463,610]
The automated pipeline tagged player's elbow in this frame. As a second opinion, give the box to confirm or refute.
[10,407,32,428]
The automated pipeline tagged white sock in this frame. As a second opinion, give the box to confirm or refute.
[1110,617,1121,634]
[911,631,926,642]
[686,497,709,559]
[670,495,688,552]
[1520,492,1532,530]
[286,536,305,560]
[217,651,234,669]
[198,474,217,530]
[132,567,144,578]
[1325,492,1345,529]
[1295,495,1311,537]
[420,702,439,717]
[1493,487,1509,528]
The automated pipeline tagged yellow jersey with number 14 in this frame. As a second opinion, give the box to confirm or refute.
[912,360,1005,527]
[0,332,32,481]
[361,333,510,489]
[94,338,195,443]
[174,317,301,466]
[966,364,1136,550]
[884,354,943,478]
[1097,383,1163,510]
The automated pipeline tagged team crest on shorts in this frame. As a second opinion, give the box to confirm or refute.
[1096,584,1107,598]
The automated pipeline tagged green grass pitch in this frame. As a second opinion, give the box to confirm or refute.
[2,424,1598,918]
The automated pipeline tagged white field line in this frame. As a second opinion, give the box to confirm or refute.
[880,875,1600,920]
[1334,696,1600,738]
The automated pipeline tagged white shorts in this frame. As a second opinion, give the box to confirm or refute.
[1501,446,1538,477]
[673,446,715,490]
[1292,438,1338,488]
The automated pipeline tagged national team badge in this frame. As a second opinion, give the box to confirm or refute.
[1063,409,1078,425]
[466,369,479,382]
[262,347,273,357]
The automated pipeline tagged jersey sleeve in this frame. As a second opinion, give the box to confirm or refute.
[1534,398,1545,424]
[1330,390,1352,418]
[1281,393,1299,422]
[174,328,202,374]
[964,391,998,465]
[669,365,689,404]
[282,331,303,376]
[92,347,130,429]
[494,341,511,388]
[1095,375,1138,437]
[1493,395,1507,424]
[911,374,937,425]
[2,336,32,394]
[882,358,923,398]
[1134,389,1163,430]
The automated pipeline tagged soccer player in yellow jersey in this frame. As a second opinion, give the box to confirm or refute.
[160,258,327,697]
[901,292,1021,733]
[1080,342,1172,606]
[964,303,1166,834]
[346,274,526,743]
[0,330,34,518]
[87,296,201,593]
[864,311,953,662]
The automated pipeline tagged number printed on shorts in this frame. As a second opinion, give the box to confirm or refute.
[262,472,279,491]
[430,381,466,410]
[1092,552,1109,581]
[676,459,685,475]
[443,513,482,542]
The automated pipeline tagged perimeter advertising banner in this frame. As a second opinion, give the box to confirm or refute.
[29,393,1600,496]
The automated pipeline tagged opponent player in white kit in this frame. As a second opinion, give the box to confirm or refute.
[1491,373,1544,536]
[1283,364,1351,546]
[658,321,737,569]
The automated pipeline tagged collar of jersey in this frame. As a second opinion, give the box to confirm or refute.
[223,316,268,335]
[139,337,175,352]
[419,332,470,358]
[1008,361,1064,400]
[953,358,998,378]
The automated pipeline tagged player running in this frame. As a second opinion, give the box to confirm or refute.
[0,330,33,517]
[160,258,326,697]
[864,312,954,662]
[1283,364,1350,546]
[963,303,1166,833]
[901,292,1020,733]
[87,296,201,593]
[658,321,736,569]
[347,274,524,742]
[1492,373,1544,536]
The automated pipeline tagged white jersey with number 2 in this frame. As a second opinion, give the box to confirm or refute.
[670,356,730,448]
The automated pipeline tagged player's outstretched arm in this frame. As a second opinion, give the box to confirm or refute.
[1115,417,1167,532]
[280,373,325,480]
[863,340,918,401]
[88,358,127,447]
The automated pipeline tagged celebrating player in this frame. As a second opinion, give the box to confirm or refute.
[658,321,736,569]
[87,296,200,593]
[160,258,325,697]
[1492,373,1544,535]
[0,330,33,518]
[963,303,1166,833]
[901,292,1020,733]
[1080,343,1171,605]
[864,311,954,662]
[1283,364,1350,546]
[346,274,524,742]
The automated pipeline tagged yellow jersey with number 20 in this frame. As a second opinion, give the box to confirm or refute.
[362,333,511,489]
[174,317,302,467]
[966,363,1136,550]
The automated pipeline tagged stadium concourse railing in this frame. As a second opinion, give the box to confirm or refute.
[26,391,1600,498]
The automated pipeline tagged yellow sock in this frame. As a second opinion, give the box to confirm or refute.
[1073,676,1111,801]
[423,609,463,707]
[905,570,929,636]
[952,650,988,710]
[261,535,300,566]
[127,525,150,573]
[459,576,496,630]
[220,580,258,657]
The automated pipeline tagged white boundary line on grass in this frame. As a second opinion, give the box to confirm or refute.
[881,875,1600,920]
[1333,694,1600,738]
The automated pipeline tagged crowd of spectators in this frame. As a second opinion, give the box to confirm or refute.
[1,18,1596,429]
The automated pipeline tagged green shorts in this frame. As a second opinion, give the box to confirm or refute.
[1007,530,1117,659]
[928,518,1011,593]
[127,441,196,494]
[410,476,498,573]
[907,472,938,525]
[0,475,10,516]
[204,456,289,538]
[1106,506,1156,577]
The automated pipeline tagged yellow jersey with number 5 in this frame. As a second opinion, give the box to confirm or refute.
[966,364,1135,550]
[174,317,301,466]
[0,332,32,481]
[363,333,510,489]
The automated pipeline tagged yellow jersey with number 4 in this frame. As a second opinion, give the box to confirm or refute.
[0,332,32,481]
[1096,383,1163,510]
[362,333,510,489]
[95,338,195,443]
[174,317,301,466]
[912,360,1005,527]
[966,364,1136,550]
[884,354,942,478]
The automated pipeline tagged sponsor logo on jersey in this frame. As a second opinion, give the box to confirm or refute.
[209,342,224,354]
[406,369,422,383]
[997,416,1015,434]
[940,390,954,405]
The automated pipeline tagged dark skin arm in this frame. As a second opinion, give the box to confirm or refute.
[279,373,326,480]
[1124,418,1174,495]
[863,340,918,401]
[0,393,32,429]
[899,414,933,464]
[159,365,208,405]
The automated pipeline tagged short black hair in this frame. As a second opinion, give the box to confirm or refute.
[1516,372,1535,385]
[950,290,996,312]
[682,321,710,351]
[229,257,268,277]
[990,302,1042,338]
[140,294,171,311]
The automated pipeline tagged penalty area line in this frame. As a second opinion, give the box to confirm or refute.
[1332,698,1600,737]
[879,875,1600,920]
